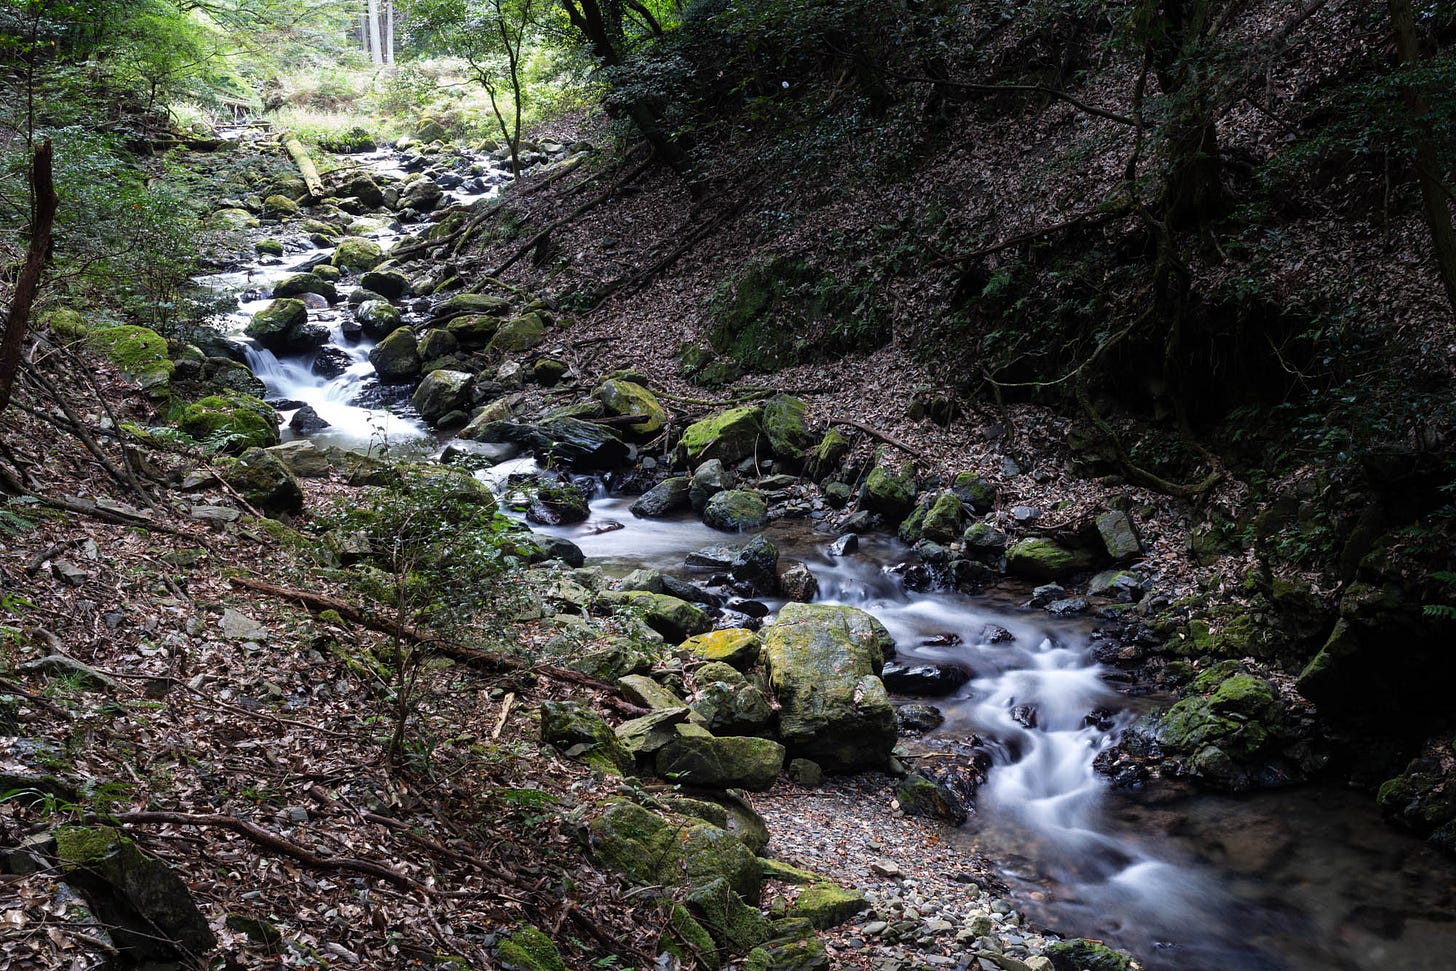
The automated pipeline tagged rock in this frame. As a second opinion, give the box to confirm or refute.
[531,535,585,567]
[533,417,629,470]
[222,447,304,516]
[1006,538,1096,581]
[828,533,859,556]
[1045,597,1090,616]
[589,800,762,903]
[616,591,712,641]
[896,703,945,733]
[1096,510,1142,561]
[686,544,737,569]
[657,734,786,791]
[790,882,870,929]
[880,661,970,697]
[527,481,590,525]
[761,603,897,771]
[488,311,548,353]
[1087,569,1146,601]
[368,326,422,383]
[730,534,779,592]
[439,292,512,317]
[806,428,851,480]
[187,504,239,524]
[540,700,633,774]
[895,772,970,825]
[361,268,409,300]
[686,877,771,950]
[921,494,965,542]
[496,926,568,971]
[952,473,997,512]
[618,674,691,711]
[86,325,175,391]
[18,655,118,692]
[263,193,300,216]
[704,490,769,531]
[245,298,323,352]
[50,559,87,586]
[332,236,385,271]
[679,406,765,466]
[631,477,691,517]
[691,459,735,513]
[288,404,330,434]
[355,299,402,338]
[55,826,215,961]
[272,272,338,303]
[962,522,1008,556]
[411,369,473,423]
[762,394,816,463]
[266,440,331,478]
[681,629,761,669]
[616,707,693,756]
[788,758,823,786]
[1043,939,1133,971]
[691,680,775,735]
[399,176,444,212]
[596,379,667,440]
[219,608,267,641]
[780,561,819,602]
[210,207,258,229]
[864,456,917,521]
[869,859,903,879]
[179,392,279,452]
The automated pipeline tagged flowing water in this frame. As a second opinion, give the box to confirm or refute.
[196,139,1456,970]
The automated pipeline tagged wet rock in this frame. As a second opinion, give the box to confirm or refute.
[1006,538,1095,581]
[895,703,945,733]
[1044,597,1090,617]
[360,268,409,299]
[863,454,917,522]
[527,481,590,526]
[596,378,667,440]
[681,629,761,669]
[895,772,969,825]
[780,561,819,603]
[1043,939,1133,971]
[690,459,736,513]
[686,544,737,569]
[980,624,1014,644]
[332,236,385,271]
[368,326,421,383]
[679,406,765,467]
[310,346,353,378]
[411,369,474,424]
[828,533,859,556]
[631,477,690,518]
[272,272,338,303]
[532,417,629,470]
[287,403,330,434]
[704,489,768,532]
[355,299,402,338]
[880,661,971,697]
[730,534,779,593]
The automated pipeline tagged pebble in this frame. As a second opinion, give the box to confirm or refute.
[863,921,888,936]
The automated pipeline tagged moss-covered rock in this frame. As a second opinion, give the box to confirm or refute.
[680,406,765,466]
[686,876,771,950]
[1096,509,1142,561]
[691,680,775,735]
[703,489,769,532]
[488,311,548,353]
[656,734,785,790]
[88,325,174,391]
[495,926,567,971]
[1006,538,1096,581]
[788,882,869,929]
[952,472,997,512]
[762,394,815,463]
[596,378,667,439]
[356,299,402,338]
[210,207,259,230]
[246,298,326,352]
[178,392,279,452]
[222,446,304,516]
[863,456,916,521]
[921,493,965,543]
[631,476,691,517]
[588,800,763,904]
[1044,939,1133,971]
[368,326,421,383]
[272,272,338,302]
[333,236,385,271]
[760,603,896,771]
[616,591,712,641]
[360,268,409,300]
[263,194,300,217]
[805,428,850,479]
[539,700,633,774]
[254,238,284,257]
[411,369,473,424]
[682,629,762,669]
[440,292,512,317]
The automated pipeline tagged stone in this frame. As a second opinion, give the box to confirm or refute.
[245,299,320,353]
[263,193,300,216]
[616,591,712,641]
[210,207,258,229]
[690,459,735,513]
[761,603,897,771]
[355,299,402,338]
[779,561,819,602]
[731,534,779,592]
[686,877,771,949]
[1006,538,1095,581]
[864,456,917,521]
[618,674,691,711]
[266,440,331,478]
[179,393,279,452]
[411,369,474,423]
[288,404,331,433]
[895,772,969,825]
[657,734,786,791]
[527,481,590,526]
[952,473,997,512]
[488,311,548,353]
[704,490,769,531]
[18,655,118,692]
[880,661,971,697]
[895,703,945,732]
[417,329,459,364]
[368,326,422,383]
[596,379,668,440]
[332,236,385,271]
[272,272,338,303]
[962,522,1008,554]
[1096,509,1142,561]
[533,417,630,470]
[679,406,765,466]
[55,826,215,961]
[681,629,761,669]
[589,801,762,903]
[828,533,859,556]
[222,447,304,516]
[540,700,633,774]
[762,394,816,463]
[789,882,870,930]
[1042,939,1132,971]
[788,758,823,786]
[496,926,567,971]
[920,494,965,543]
[615,707,693,756]
[219,608,267,641]
[690,680,775,735]
[360,268,409,300]
[439,292,512,317]
[631,477,691,517]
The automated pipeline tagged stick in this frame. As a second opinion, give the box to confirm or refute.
[492,692,515,739]
[828,417,918,457]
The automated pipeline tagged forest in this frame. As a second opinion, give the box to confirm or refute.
[1,1,1455,970]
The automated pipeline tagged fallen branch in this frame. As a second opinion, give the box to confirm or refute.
[109,811,429,893]
[932,207,1127,266]
[828,417,918,457]
[279,130,325,200]
[35,494,191,537]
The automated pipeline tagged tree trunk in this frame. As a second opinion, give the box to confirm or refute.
[1147,0,1224,228]
[1388,0,1456,316]
[384,1,395,65]
[366,0,383,65]
[0,139,58,413]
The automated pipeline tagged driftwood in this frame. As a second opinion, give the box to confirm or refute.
[279,130,324,200]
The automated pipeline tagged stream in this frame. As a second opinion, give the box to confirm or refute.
[196,136,1456,971]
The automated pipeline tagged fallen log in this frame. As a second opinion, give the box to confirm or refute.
[279,130,324,200]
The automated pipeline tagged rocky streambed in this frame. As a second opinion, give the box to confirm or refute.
[141,129,1456,971]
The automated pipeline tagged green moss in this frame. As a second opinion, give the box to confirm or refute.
[495,926,567,971]
[88,325,174,390]
[596,379,667,438]
[762,394,814,462]
[332,236,385,271]
[679,406,765,466]
[1006,538,1095,581]
[178,392,280,452]
[806,428,850,478]
[43,307,89,338]
[666,902,721,970]
[864,456,916,520]
[56,825,122,865]
[788,882,868,929]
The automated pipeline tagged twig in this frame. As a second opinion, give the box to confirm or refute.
[828,417,918,457]
[492,692,515,739]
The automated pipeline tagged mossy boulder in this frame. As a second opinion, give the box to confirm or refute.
[762,394,815,463]
[356,299,402,338]
[806,428,850,479]
[411,369,473,423]
[254,238,284,256]
[691,680,775,735]
[617,591,712,641]
[178,392,279,452]
[703,489,769,532]
[686,877,772,951]
[656,734,786,790]
[952,472,997,512]
[222,446,304,516]
[596,379,667,439]
[588,800,762,903]
[359,268,409,299]
[488,311,548,353]
[272,272,338,302]
[679,406,765,466]
[788,882,869,929]
[1006,538,1096,581]
[55,826,216,961]
[210,207,258,229]
[496,926,567,971]
[863,456,916,521]
[446,313,501,347]
[368,326,421,383]
[681,629,762,669]
[760,603,896,771]
[263,193,300,217]
[1044,939,1133,971]
[332,236,385,271]
[1096,509,1143,561]
[1378,740,1456,847]
[631,476,691,517]
[440,292,512,317]
[921,493,965,542]
[246,298,326,352]
[666,902,721,970]
[540,700,633,775]
[87,325,174,391]
[1154,672,1293,790]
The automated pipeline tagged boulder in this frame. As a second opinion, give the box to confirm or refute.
[895,703,945,733]
[540,700,633,774]
[210,207,258,229]
[179,393,279,452]
[760,603,897,771]
[355,299,402,338]
[679,406,764,466]
[1096,510,1143,561]
[730,534,779,593]
[786,882,870,930]
[263,194,300,217]
[806,428,851,479]
[704,490,768,531]
[411,369,473,423]
[488,311,548,353]
[681,629,761,669]
[368,326,421,383]
[245,299,321,353]
[880,660,971,696]
[894,772,970,825]
[266,440,331,478]
[87,325,174,391]
[272,272,337,303]
[952,472,998,512]
[921,494,965,543]
[863,456,916,521]
[690,680,775,735]
[631,477,691,517]
[690,459,735,513]
[527,481,590,525]
[361,268,409,299]
[779,561,819,602]
[617,591,712,641]
[440,292,512,317]
[1006,538,1096,581]
[222,446,303,516]
[589,800,762,904]
[332,236,385,271]
[533,417,629,470]
[656,734,785,791]
[496,926,568,971]
[762,394,815,463]
[596,379,668,440]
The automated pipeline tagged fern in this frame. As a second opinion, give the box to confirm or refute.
[0,507,34,536]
